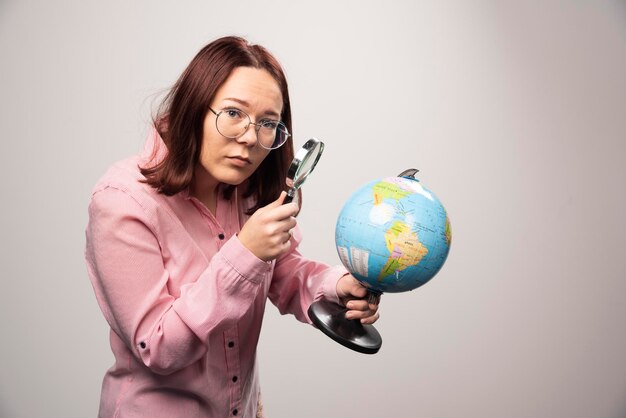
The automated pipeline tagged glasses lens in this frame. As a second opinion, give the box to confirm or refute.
[258,121,289,149]
[216,109,249,138]
[215,109,289,149]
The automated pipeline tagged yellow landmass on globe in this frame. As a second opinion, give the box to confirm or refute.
[372,181,411,205]
[445,214,452,246]
[378,220,428,282]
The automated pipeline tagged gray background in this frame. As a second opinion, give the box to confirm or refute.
[1,1,625,417]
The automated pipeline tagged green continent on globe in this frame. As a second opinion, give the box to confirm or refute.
[445,214,452,246]
[377,220,429,282]
[372,181,411,205]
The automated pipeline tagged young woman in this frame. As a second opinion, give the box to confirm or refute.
[85,36,379,417]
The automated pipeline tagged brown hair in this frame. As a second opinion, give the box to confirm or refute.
[140,36,294,213]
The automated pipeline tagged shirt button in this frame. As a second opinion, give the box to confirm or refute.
[232,376,238,383]
[218,233,225,240]
[232,409,238,416]
[228,341,235,348]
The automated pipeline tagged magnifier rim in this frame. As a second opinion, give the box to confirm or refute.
[286,138,325,190]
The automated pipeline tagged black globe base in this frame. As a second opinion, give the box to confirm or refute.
[308,299,382,354]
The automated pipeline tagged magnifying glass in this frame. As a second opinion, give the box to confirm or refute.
[284,138,325,204]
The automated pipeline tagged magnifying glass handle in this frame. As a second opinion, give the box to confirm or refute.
[284,188,296,204]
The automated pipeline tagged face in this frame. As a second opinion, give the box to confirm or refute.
[197,66,283,191]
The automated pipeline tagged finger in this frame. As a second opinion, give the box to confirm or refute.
[345,299,371,312]
[348,305,378,318]
[279,237,293,253]
[282,229,293,244]
[283,216,297,230]
[360,312,380,325]
[284,202,299,217]
[345,308,375,320]
[273,217,297,238]
[265,202,299,221]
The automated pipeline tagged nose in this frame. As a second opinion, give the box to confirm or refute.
[236,123,259,147]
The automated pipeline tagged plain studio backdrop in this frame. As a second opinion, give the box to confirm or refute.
[1,1,625,417]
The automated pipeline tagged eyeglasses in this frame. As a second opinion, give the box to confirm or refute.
[208,107,290,150]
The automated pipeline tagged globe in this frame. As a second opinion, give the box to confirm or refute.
[335,172,451,294]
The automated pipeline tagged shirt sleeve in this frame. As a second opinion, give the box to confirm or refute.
[267,225,348,324]
[85,186,269,375]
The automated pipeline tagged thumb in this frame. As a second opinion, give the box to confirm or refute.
[350,283,368,299]
[267,191,287,208]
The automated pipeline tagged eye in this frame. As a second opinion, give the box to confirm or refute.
[260,119,278,130]
[224,108,245,120]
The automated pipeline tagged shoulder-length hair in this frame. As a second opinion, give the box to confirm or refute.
[140,36,295,213]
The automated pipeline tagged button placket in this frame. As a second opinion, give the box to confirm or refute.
[189,198,224,247]
[224,328,242,414]
[215,187,233,248]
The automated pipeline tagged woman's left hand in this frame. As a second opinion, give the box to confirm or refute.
[336,274,380,325]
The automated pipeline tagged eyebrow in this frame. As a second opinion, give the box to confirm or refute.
[221,97,281,118]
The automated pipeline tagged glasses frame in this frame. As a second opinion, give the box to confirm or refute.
[208,107,290,150]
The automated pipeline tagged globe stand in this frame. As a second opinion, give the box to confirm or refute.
[308,292,382,355]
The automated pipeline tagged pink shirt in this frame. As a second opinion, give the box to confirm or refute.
[85,129,346,417]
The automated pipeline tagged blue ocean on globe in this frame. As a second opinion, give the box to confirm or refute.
[335,175,451,293]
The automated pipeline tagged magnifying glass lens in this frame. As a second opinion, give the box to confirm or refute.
[294,143,321,185]
[284,138,324,204]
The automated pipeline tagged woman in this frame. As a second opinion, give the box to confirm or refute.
[85,36,379,417]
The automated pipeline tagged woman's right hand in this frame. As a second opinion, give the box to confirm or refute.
[237,192,299,262]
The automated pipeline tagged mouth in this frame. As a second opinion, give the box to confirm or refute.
[226,155,252,166]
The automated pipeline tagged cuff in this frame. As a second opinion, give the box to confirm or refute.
[219,235,272,284]
[315,265,349,306]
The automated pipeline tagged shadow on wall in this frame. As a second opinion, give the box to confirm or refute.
[616,1,626,29]
[0,0,16,17]
[0,395,15,418]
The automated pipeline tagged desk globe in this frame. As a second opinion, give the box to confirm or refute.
[307,169,451,354]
